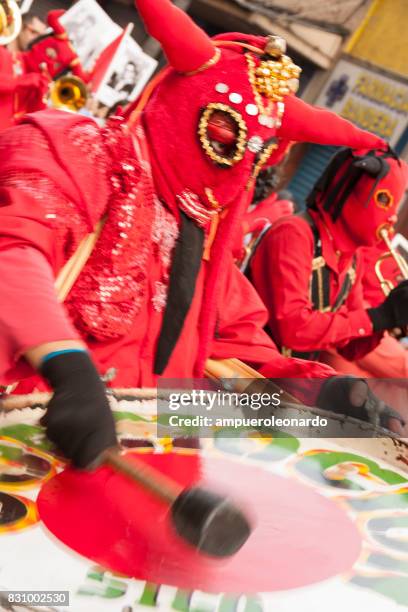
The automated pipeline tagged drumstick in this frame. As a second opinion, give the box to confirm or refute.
[205,358,302,404]
[102,447,252,558]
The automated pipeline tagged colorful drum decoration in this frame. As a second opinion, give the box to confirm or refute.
[0,393,407,612]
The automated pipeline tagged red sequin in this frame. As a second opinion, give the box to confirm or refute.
[66,118,164,339]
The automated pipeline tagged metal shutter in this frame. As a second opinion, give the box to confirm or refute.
[287,144,337,209]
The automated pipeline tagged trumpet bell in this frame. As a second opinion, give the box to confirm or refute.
[375,252,396,296]
[375,227,408,295]
[49,75,88,112]
[0,0,21,45]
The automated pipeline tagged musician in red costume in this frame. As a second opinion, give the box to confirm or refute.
[0,8,88,131]
[321,244,408,434]
[249,147,408,364]
[0,0,398,468]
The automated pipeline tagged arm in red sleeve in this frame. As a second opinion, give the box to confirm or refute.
[0,245,80,377]
[210,257,278,365]
[336,255,383,361]
[0,119,103,378]
[249,218,378,353]
[355,333,408,379]
[210,258,335,381]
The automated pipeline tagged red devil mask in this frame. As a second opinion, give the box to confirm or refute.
[130,0,385,226]
[308,148,408,247]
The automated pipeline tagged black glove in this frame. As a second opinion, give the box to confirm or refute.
[367,279,408,332]
[40,351,117,468]
[316,376,405,430]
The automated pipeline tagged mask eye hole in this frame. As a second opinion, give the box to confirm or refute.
[375,189,394,209]
[198,102,247,167]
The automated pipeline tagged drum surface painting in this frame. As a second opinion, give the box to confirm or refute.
[0,399,407,611]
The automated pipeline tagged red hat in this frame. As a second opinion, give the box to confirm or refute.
[47,9,66,37]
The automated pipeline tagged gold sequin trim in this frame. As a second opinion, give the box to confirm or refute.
[198,102,248,167]
[246,52,301,105]
[204,187,223,211]
[184,47,221,76]
[251,140,279,180]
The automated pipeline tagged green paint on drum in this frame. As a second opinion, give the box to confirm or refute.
[218,594,263,612]
[0,424,53,452]
[367,553,408,575]
[138,582,160,606]
[77,567,128,599]
[113,412,152,423]
[295,451,408,490]
[349,491,408,511]
[351,575,408,607]
[171,589,190,612]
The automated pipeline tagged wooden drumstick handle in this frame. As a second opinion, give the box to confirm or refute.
[102,448,182,505]
[205,358,301,405]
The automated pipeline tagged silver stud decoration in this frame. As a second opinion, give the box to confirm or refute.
[229,92,243,104]
[215,82,229,94]
[248,135,264,153]
[258,115,275,128]
[245,103,258,116]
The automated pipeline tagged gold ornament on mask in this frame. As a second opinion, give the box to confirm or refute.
[255,56,301,102]
[249,35,301,104]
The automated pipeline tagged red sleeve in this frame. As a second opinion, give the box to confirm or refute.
[336,254,383,361]
[355,333,408,379]
[210,258,335,380]
[0,246,79,377]
[0,121,103,378]
[250,218,378,353]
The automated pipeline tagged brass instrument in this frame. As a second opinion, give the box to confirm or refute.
[375,227,408,296]
[49,75,88,112]
[0,0,21,45]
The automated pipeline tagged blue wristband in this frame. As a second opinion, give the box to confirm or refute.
[41,348,87,365]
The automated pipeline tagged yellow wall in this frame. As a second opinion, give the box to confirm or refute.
[347,0,408,79]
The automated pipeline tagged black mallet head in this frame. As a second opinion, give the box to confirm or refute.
[171,486,252,557]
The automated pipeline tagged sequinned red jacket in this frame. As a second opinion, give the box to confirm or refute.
[0,111,334,392]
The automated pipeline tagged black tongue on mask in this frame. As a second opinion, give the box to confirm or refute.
[154,212,205,375]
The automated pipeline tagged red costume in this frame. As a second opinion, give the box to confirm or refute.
[0,0,389,395]
[0,45,48,130]
[249,148,408,361]
[22,10,89,83]
[0,10,88,131]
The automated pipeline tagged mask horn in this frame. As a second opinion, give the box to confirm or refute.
[278,94,387,150]
[135,0,218,74]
